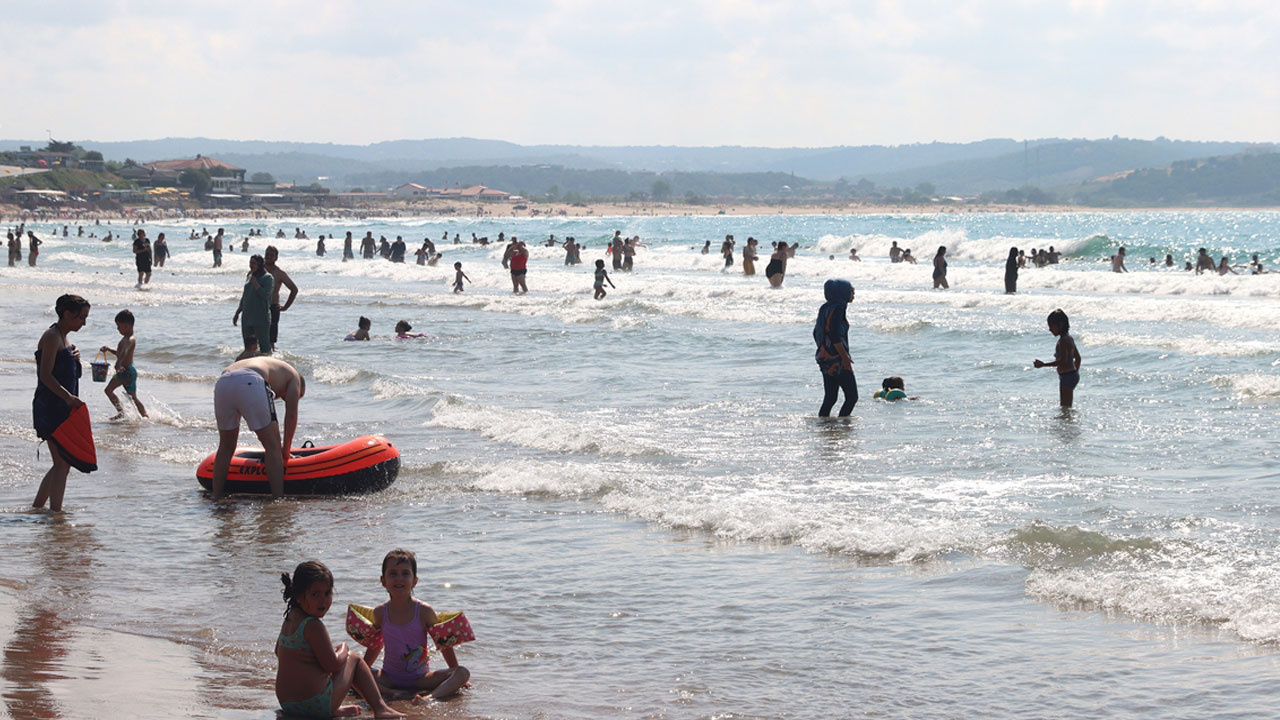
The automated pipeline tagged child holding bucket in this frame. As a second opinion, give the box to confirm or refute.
[99,309,147,420]
[362,549,470,704]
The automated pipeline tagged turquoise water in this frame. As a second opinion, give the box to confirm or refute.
[1,211,1279,718]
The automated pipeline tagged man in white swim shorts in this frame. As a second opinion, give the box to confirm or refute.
[211,356,305,499]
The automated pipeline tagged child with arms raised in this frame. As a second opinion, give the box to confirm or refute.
[277,561,403,719]
[365,549,470,704]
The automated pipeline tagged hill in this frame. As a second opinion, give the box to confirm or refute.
[1071,150,1280,207]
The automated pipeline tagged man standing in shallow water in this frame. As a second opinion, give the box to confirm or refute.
[264,246,298,351]
[210,356,304,499]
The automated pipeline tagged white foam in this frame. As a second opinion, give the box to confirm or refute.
[1210,373,1280,398]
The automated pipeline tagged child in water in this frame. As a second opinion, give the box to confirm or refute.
[363,549,471,703]
[873,376,917,401]
[594,258,615,300]
[276,561,403,719]
[395,321,426,339]
[100,309,148,420]
[346,316,371,341]
[453,262,470,293]
[1033,308,1082,407]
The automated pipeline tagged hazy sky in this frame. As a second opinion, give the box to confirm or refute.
[3,0,1277,147]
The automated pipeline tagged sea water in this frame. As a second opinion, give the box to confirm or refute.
[1,211,1278,719]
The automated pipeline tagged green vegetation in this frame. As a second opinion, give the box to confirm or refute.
[0,168,133,192]
[1072,151,1280,207]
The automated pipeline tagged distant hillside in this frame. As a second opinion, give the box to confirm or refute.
[1071,151,1280,206]
[0,168,131,191]
[862,138,1259,195]
[345,166,813,199]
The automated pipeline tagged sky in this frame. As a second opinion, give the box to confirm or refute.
[2,0,1277,147]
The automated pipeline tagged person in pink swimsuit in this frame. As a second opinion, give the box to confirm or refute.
[364,549,470,703]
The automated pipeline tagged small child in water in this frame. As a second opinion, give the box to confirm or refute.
[594,259,615,300]
[346,316,371,341]
[872,376,916,401]
[395,321,425,339]
[100,309,148,419]
[363,549,471,704]
[275,561,403,719]
[1033,308,1082,407]
[453,262,470,293]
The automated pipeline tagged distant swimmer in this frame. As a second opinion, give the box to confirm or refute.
[26,231,41,266]
[153,232,169,268]
[395,320,426,339]
[133,228,152,288]
[873,376,917,401]
[1194,247,1215,275]
[889,241,902,263]
[1250,254,1267,274]
[848,247,860,262]
[1216,256,1239,275]
[1110,246,1128,273]
[766,242,788,287]
[361,232,376,259]
[743,237,758,275]
[814,279,857,417]
[701,240,710,255]
[210,356,304,499]
[1165,254,1174,267]
[594,258,615,300]
[1033,309,1081,408]
[453,262,470,293]
[346,316,371,341]
[1004,246,1019,294]
[344,231,354,261]
[316,235,326,256]
[932,246,949,289]
[611,231,625,271]
[509,240,529,294]
[902,248,916,264]
[721,235,735,272]
[212,228,224,267]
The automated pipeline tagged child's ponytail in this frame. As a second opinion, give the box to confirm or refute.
[281,561,334,617]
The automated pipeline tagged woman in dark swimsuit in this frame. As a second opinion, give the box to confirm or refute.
[932,246,949,289]
[32,294,91,511]
[766,243,788,287]
[1004,246,1019,294]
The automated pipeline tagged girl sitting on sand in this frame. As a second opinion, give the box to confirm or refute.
[276,561,403,719]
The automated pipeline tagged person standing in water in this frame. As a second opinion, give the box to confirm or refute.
[264,246,299,350]
[212,228,224,268]
[932,246,949,289]
[233,254,275,357]
[1033,308,1081,408]
[32,294,92,511]
[153,232,169,268]
[133,228,152,288]
[742,237,758,275]
[1004,246,1019,294]
[814,279,857,417]
[1111,246,1129,273]
[766,242,788,287]
[720,235,735,272]
[343,231,354,261]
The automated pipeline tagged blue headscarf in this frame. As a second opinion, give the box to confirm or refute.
[814,279,852,370]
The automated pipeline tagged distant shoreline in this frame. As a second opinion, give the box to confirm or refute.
[4,198,1279,221]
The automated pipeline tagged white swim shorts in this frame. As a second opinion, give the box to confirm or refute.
[213,368,277,432]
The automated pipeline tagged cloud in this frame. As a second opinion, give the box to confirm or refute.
[0,0,1276,145]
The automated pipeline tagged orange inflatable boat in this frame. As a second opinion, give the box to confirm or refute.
[196,435,400,495]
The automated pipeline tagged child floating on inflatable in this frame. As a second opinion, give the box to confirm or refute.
[873,376,917,401]
[361,549,470,704]
[275,561,403,719]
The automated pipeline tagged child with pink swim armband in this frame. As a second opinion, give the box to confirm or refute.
[363,549,471,704]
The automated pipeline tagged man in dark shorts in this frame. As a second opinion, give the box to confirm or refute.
[509,240,528,294]
[264,246,299,349]
[133,228,152,288]
[212,228,224,267]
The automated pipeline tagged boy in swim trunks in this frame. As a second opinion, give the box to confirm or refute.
[211,356,305,499]
[100,309,148,420]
